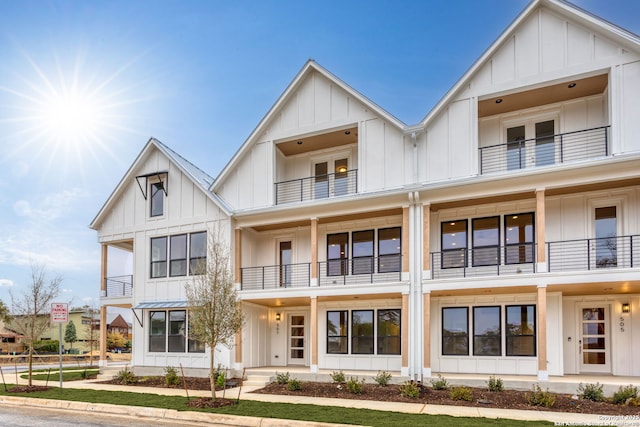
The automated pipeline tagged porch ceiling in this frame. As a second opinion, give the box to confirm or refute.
[478,74,608,118]
[243,292,402,308]
[276,127,357,156]
[431,285,537,297]
[548,280,640,296]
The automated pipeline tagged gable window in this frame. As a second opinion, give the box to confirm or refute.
[352,230,374,275]
[442,307,469,355]
[442,221,467,268]
[506,305,536,356]
[352,310,374,354]
[149,311,166,352]
[505,213,534,264]
[472,217,499,266]
[327,311,348,354]
[377,309,401,355]
[189,231,207,275]
[378,227,401,273]
[150,237,167,278]
[473,306,501,356]
[150,181,165,217]
[170,235,187,277]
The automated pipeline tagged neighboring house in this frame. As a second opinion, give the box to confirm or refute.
[107,314,132,340]
[31,309,99,353]
[0,321,24,354]
[91,0,640,381]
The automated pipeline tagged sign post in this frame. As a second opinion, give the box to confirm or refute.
[51,303,68,389]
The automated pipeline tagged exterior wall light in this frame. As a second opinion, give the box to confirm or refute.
[622,303,630,313]
[275,312,281,321]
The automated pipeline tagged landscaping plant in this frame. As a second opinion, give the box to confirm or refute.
[346,377,365,395]
[578,382,605,402]
[330,370,346,384]
[374,371,392,386]
[399,380,420,399]
[526,384,556,408]
[430,374,449,390]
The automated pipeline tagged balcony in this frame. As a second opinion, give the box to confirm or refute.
[241,263,310,290]
[275,169,357,205]
[548,235,640,272]
[479,126,609,174]
[431,244,536,279]
[318,256,403,286]
[104,275,133,297]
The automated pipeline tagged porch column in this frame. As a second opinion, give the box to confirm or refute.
[536,189,547,272]
[423,292,431,378]
[310,218,318,286]
[100,244,107,297]
[235,302,243,369]
[401,293,409,376]
[99,305,107,367]
[234,228,242,287]
[402,207,410,281]
[310,296,318,372]
[537,285,548,380]
[423,204,430,275]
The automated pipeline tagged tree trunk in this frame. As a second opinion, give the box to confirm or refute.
[209,343,217,401]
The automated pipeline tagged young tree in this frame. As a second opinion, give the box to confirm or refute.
[64,320,78,350]
[9,263,61,386]
[106,331,126,350]
[185,227,244,401]
[0,299,10,323]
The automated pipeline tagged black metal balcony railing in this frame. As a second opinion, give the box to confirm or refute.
[105,275,133,297]
[240,263,311,290]
[547,235,640,272]
[318,256,403,286]
[479,126,609,174]
[431,244,536,279]
[275,169,357,205]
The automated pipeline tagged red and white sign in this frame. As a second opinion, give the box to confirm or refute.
[51,303,69,323]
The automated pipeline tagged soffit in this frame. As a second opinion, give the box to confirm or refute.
[277,127,358,156]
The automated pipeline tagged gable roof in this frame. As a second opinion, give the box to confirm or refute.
[90,137,230,229]
[211,59,406,191]
[418,0,640,128]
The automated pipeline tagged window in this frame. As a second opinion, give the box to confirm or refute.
[505,213,534,264]
[442,307,468,355]
[188,314,205,353]
[352,230,374,275]
[378,227,401,273]
[150,181,165,217]
[334,158,349,196]
[149,311,166,352]
[507,126,525,170]
[535,120,555,166]
[327,311,348,354]
[279,241,292,286]
[314,162,329,199]
[441,221,467,268]
[595,206,617,268]
[150,237,167,278]
[377,309,400,355]
[351,310,374,354]
[506,305,536,356]
[189,231,207,275]
[168,311,186,352]
[473,306,501,356]
[327,233,348,276]
[170,235,187,277]
[472,217,499,266]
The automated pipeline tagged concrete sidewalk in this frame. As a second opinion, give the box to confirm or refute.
[0,372,620,427]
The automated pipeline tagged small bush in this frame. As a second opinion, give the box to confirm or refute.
[526,384,556,407]
[216,371,226,389]
[346,376,365,395]
[450,386,473,401]
[114,367,136,385]
[487,375,504,392]
[164,366,180,386]
[275,371,290,385]
[399,380,421,399]
[287,378,302,391]
[578,382,605,402]
[331,370,346,384]
[612,385,638,405]
[374,370,392,386]
[430,374,449,390]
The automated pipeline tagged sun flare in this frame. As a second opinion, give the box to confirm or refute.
[42,90,101,142]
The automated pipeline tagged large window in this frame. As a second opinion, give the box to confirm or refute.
[378,227,401,273]
[352,310,374,354]
[442,307,469,355]
[377,309,401,355]
[149,310,204,353]
[327,311,348,354]
[441,221,467,268]
[505,213,534,264]
[352,230,374,275]
[327,233,348,276]
[473,306,501,356]
[150,237,167,278]
[506,305,536,356]
[150,181,165,217]
[170,234,187,277]
[189,231,207,275]
[472,217,500,266]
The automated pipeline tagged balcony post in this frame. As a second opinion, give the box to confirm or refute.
[235,302,243,370]
[99,305,107,367]
[401,293,409,376]
[537,285,548,381]
[310,296,318,373]
[422,292,431,378]
[402,207,410,281]
[101,244,108,297]
[234,228,242,287]
[423,204,431,278]
[536,189,547,272]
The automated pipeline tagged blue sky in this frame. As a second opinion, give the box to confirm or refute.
[0,0,638,311]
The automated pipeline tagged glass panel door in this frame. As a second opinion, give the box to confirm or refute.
[594,206,617,268]
[288,314,305,365]
[279,241,292,287]
[579,305,610,373]
[535,120,555,166]
[333,158,349,196]
[314,162,328,199]
[507,126,525,170]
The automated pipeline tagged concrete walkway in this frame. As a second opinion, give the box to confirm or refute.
[0,371,630,427]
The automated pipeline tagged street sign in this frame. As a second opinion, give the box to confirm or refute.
[51,302,68,323]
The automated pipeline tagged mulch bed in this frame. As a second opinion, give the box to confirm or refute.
[186,397,238,408]
[7,385,50,393]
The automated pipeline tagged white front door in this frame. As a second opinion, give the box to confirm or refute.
[578,304,611,373]
[288,313,306,365]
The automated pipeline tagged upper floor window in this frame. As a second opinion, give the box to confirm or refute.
[441,221,467,268]
[150,181,165,217]
[327,227,402,276]
[150,232,207,279]
[189,231,207,275]
[150,237,167,278]
[378,227,401,273]
[472,217,499,266]
[505,213,534,264]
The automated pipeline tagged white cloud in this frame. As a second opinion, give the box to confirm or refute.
[0,279,13,287]
[13,188,89,221]
[12,162,29,178]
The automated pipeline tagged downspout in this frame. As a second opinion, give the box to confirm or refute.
[412,190,423,382]
[407,192,415,379]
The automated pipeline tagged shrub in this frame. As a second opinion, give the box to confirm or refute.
[612,385,638,405]
[114,367,136,385]
[374,370,392,386]
[430,374,449,390]
[287,378,302,391]
[578,382,605,402]
[526,384,556,407]
[346,376,365,395]
[331,370,346,384]
[400,380,421,399]
[487,375,504,392]
[275,371,290,385]
[450,386,473,401]
[164,366,180,386]
[216,371,226,389]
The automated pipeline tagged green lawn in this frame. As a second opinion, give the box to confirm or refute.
[0,386,552,427]
[20,369,99,381]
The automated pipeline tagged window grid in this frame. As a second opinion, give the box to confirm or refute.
[150,232,207,279]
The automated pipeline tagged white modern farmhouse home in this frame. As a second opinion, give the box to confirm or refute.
[91,0,640,383]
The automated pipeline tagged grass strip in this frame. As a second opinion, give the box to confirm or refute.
[0,385,552,427]
[21,370,99,381]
